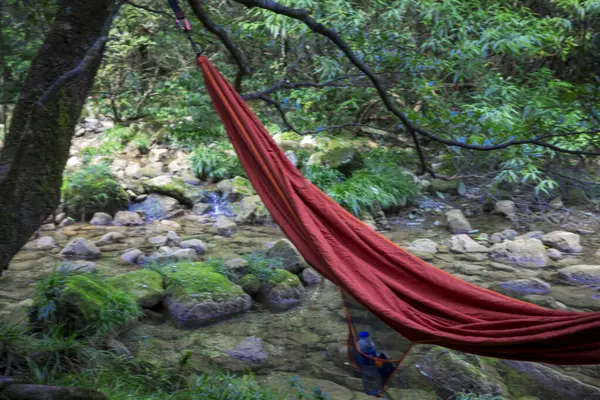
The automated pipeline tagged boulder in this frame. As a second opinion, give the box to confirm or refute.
[129,193,181,221]
[233,195,271,225]
[322,147,364,176]
[449,235,489,254]
[215,216,238,237]
[224,336,269,365]
[171,248,198,262]
[258,269,305,311]
[516,231,544,241]
[557,265,600,285]
[414,347,503,398]
[500,229,518,240]
[124,162,141,179]
[60,238,102,260]
[495,278,551,296]
[54,213,67,224]
[223,258,249,280]
[489,233,504,244]
[541,231,582,253]
[143,175,204,207]
[547,248,563,261]
[179,239,207,254]
[565,187,590,206]
[148,148,168,163]
[148,235,168,246]
[192,203,211,215]
[113,211,145,226]
[494,200,516,219]
[0,383,108,400]
[216,180,234,200]
[267,239,308,273]
[166,231,181,246]
[121,249,143,265]
[489,239,549,268]
[57,260,98,274]
[108,269,165,308]
[300,268,321,286]
[239,274,261,296]
[285,150,298,166]
[231,176,256,200]
[90,212,113,226]
[164,263,252,327]
[428,179,460,194]
[24,236,57,251]
[445,209,472,234]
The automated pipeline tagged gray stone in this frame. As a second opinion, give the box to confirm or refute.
[490,233,504,244]
[144,175,203,206]
[0,383,108,400]
[113,211,145,226]
[60,238,102,260]
[224,336,269,364]
[407,238,439,254]
[129,193,181,222]
[180,239,207,255]
[166,231,181,246]
[124,162,141,178]
[516,231,544,241]
[98,231,126,244]
[449,235,489,254]
[121,249,143,265]
[223,258,249,280]
[233,196,271,225]
[300,268,322,286]
[557,265,600,285]
[547,248,563,261]
[57,260,98,274]
[165,294,252,328]
[217,180,234,200]
[496,278,551,296]
[541,231,582,253]
[268,239,308,273]
[259,283,305,312]
[445,209,472,234]
[192,203,211,215]
[148,235,168,246]
[54,213,67,224]
[215,216,238,237]
[40,223,56,231]
[24,236,57,251]
[148,148,168,163]
[90,212,113,226]
[489,239,549,268]
[500,229,518,240]
[494,200,516,219]
[171,248,198,261]
[285,150,298,166]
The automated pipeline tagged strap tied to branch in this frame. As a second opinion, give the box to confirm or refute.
[167,0,203,56]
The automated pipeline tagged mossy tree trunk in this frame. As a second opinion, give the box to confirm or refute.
[0,0,118,273]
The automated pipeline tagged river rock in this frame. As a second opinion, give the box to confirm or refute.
[129,193,181,221]
[239,274,261,296]
[489,233,504,244]
[449,235,489,254]
[234,196,270,225]
[113,211,145,226]
[89,212,112,226]
[148,235,168,246]
[268,239,308,273]
[300,268,321,286]
[489,239,549,268]
[495,278,551,296]
[24,236,57,251]
[216,180,234,200]
[121,249,143,265]
[124,162,141,179]
[57,260,98,274]
[407,238,439,254]
[179,239,206,254]
[143,175,204,207]
[192,203,211,215]
[414,347,503,397]
[98,231,126,244]
[223,258,249,280]
[547,248,563,261]
[224,336,269,364]
[171,248,198,262]
[108,269,165,308]
[215,215,238,237]
[166,231,181,246]
[503,360,600,400]
[445,209,472,234]
[500,229,518,240]
[494,200,516,219]
[259,277,305,312]
[557,265,600,285]
[541,231,582,253]
[60,238,102,260]
[516,231,544,241]
[148,148,168,163]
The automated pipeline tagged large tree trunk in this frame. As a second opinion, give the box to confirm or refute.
[0,0,119,273]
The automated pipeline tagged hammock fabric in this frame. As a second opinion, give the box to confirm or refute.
[198,55,600,365]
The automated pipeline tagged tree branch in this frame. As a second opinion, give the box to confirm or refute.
[231,0,600,157]
[187,0,250,91]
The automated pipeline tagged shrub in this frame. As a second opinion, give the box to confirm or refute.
[62,163,129,220]
[246,252,283,282]
[189,143,245,181]
[29,272,141,338]
[302,164,344,190]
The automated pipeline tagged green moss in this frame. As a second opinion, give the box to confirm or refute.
[232,176,256,197]
[278,131,303,141]
[107,270,165,307]
[62,164,129,220]
[502,369,535,399]
[239,274,261,295]
[30,273,140,337]
[267,269,301,288]
[166,263,244,302]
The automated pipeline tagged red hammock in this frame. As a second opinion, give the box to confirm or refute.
[198,55,600,365]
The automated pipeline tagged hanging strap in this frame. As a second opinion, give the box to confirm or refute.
[166,0,203,56]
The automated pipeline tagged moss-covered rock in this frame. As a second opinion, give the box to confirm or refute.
[232,176,256,198]
[164,263,252,327]
[565,187,590,206]
[108,269,165,308]
[233,195,271,225]
[239,274,261,296]
[322,147,364,176]
[258,269,304,311]
[143,175,204,207]
[267,239,308,273]
[29,274,140,337]
[428,179,460,194]
[62,165,129,220]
